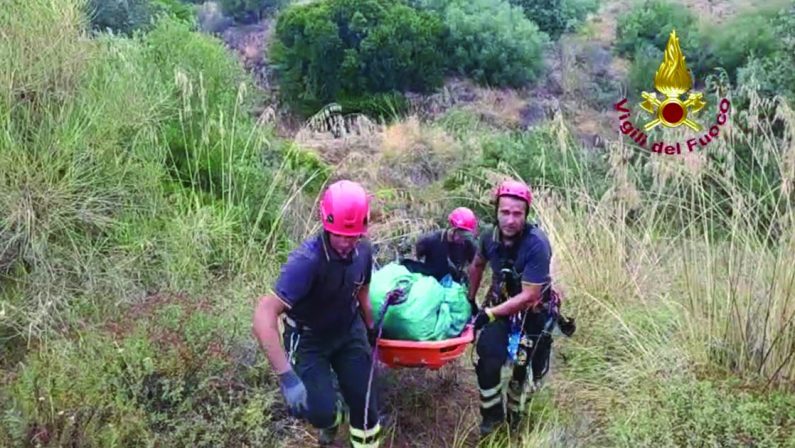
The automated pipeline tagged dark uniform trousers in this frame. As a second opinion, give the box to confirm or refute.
[476,309,553,422]
[283,315,381,447]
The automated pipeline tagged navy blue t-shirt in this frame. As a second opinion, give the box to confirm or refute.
[273,232,373,335]
[415,229,476,282]
[477,222,552,306]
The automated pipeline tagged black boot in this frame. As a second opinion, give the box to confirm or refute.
[507,410,523,433]
[318,400,346,446]
[318,425,339,446]
[479,414,504,438]
[478,385,505,438]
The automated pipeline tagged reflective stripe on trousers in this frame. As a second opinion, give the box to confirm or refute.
[507,378,527,413]
[479,383,502,410]
[350,422,381,448]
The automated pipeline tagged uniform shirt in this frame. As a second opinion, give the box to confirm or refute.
[476,222,552,306]
[273,232,373,335]
[415,229,477,282]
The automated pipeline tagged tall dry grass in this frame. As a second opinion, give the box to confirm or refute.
[0,0,311,343]
[517,90,795,445]
[426,85,795,445]
[544,90,795,380]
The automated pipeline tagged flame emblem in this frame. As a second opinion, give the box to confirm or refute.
[639,29,706,131]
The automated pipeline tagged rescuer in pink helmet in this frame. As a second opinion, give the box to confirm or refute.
[401,206,479,294]
[466,178,571,437]
[253,180,383,447]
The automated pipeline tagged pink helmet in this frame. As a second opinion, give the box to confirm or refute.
[448,207,477,233]
[319,180,370,236]
[495,179,533,207]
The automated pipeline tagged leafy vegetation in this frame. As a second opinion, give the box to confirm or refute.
[3,0,795,447]
[219,0,287,23]
[442,0,550,88]
[271,0,553,115]
[510,0,599,40]
[87,0,195,34]
[615,0,714,81]
[270,0,446,116]
[737,5,795,106]
[618,0,792,92]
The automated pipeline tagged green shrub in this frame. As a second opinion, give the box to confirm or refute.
[616,0,696,55]
[737,5,795,105]
[406,0,451,12]
[0,3,311,343]
[88,0,152,34]
[510,0,599,40]
[2,308,280,446]
[219,0,286,23]
[141,18,290,235]
[152,0,197,24]
[608,377,795,447]
[627,42,663,97]
[270,0,445,117]
[616,0,712,81]
[704,9,779,82]
[87,0,195,35]
[619,2,787,86]
[443,0,549,88]
[143,17,250,112]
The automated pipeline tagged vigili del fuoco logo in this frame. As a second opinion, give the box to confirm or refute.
[614,29,731,155]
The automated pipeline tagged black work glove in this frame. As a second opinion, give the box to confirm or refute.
[468,299,480,319]
[473,308,495,331]
[558,315,576,337]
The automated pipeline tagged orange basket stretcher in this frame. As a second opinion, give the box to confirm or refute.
[376,324,475,370]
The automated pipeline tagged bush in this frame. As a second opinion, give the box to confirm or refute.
[443,0,549,88]
[88,0,152,34]
[140,18,310,240]
[510,0,599,40]
[219,0,286,23]
[627,42,664,97]
[87,0,195,34]
[737,5,795,105]
[143,17,252,114]
[616,0,712,81]
[616,0,696,56]
[270,0,445,117]
[704,9,779,82]
[152,0,196,24]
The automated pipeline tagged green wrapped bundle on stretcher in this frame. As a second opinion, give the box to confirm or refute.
[369,262,472,341]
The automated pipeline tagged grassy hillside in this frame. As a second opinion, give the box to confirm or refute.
[2,0,795,447]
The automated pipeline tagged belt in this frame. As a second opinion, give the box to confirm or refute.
[284,313,359,335]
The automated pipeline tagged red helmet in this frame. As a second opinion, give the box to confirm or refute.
[495,179,533,207]
[319,180,370,236]
[448,207,477,233]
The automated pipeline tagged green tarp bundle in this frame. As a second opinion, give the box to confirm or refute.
[369,262,472,341]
